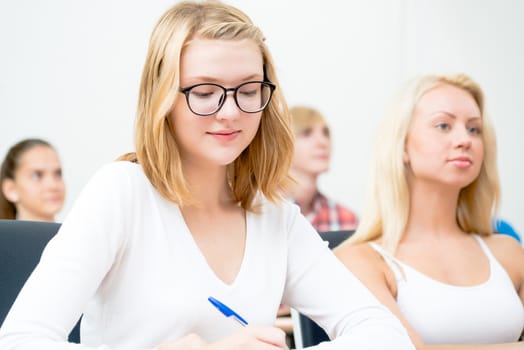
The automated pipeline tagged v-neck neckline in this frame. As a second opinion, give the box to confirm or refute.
[176,205,251,289]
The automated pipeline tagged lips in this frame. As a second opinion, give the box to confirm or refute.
[448,156,472,168]
[208,130,239,136]
[207,130,241,142]
[449,156,472,162]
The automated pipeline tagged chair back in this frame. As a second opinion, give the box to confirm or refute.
[0,219,81,343]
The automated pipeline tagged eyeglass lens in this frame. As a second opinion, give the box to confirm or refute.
[186,82,273,115]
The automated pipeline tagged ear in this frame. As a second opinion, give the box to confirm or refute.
[1,179,19,203]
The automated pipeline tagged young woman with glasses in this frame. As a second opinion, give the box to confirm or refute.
[0,1,414,349]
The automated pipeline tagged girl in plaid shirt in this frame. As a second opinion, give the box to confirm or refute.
[288,106,358,232]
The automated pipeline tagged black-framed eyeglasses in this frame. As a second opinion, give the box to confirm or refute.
[179,81,276,116]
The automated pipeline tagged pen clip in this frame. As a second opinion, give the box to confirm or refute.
[208,296,249,326]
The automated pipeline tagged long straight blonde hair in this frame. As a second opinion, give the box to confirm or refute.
[119,0,294,211]
[349,74,500,253]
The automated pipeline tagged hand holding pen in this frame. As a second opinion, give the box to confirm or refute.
[159,297,287,350]
[206,296,289,350]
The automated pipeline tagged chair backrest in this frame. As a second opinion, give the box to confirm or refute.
[0,219,81,343]
[292,229,354,349]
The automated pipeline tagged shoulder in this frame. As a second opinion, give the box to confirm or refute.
[482,233,524,258]
[493,219,521,242]
[319,193,358,218]
[76,161,152,207]
[482,233,524,280]
[334,243,384,278]
[94,160,144,179]
[320,193,356,214]
[88,161,148,190]
[335,204,358,224]
[334,241,398,298]
[334,242,373,263]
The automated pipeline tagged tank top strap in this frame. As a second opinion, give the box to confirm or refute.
[369,242,406,282]
[471,234,493,259]
[471,233,510,283]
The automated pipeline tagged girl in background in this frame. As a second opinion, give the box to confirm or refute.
[0,138,65,222]
[288,106,358,232]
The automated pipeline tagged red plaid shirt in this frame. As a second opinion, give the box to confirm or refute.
[305,192,358,232]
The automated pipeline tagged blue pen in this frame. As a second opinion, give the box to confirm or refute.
[208,296,249,326]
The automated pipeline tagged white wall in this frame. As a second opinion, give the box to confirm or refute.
[1,0,522,233]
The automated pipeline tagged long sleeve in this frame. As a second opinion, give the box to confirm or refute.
[0,163,142,350]
[282,208,414,349]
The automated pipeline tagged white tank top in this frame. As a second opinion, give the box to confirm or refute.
[370,235,524,344]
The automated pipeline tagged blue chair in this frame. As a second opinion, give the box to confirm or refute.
[493,218,521,242]
[0,219,81,343]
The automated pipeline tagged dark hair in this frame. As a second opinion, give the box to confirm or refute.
[0,138,53,219]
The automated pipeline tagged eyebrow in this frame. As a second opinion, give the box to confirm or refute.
[429,110,481,121]
[24,165,62,172]
[182,73,263,85]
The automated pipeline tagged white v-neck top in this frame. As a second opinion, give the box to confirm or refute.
[0,161,413,350]
[371,236,524,344]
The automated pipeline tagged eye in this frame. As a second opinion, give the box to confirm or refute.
[238,89,258,97]
[191,90,216,99]
[467,126,482,135]
[54,169,63,179]
[436,123,451,131]
[322,126,330,138]
[188,84,222,99]
[299,128,312,137]
[31,170,43,181]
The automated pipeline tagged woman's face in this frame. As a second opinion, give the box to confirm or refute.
[3,145,65,221]
[404,84,484,189]
[292,122,331,176]
[170,37,264,170]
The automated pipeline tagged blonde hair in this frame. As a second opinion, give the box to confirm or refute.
[290,106,328,135]
[119,0,294,211]
[349,74,500,253]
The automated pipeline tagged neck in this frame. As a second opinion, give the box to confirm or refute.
[182,162,233,211]
[403,180,463,242]
[16,210,54,223]
[289,169,319,215]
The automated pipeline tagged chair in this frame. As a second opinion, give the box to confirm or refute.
[292,230,354,349]
[492,218,521,242]
[0,219,81,343]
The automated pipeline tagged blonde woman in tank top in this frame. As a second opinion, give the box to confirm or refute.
[335,74,524,349]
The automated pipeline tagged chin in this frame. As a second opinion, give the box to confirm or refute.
[310,165,329,174]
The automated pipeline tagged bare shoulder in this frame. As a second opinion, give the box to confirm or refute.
[482,234,524,281]
[334,241,379,269]
[334,242,393,288]
[482,233,524,259]
[335,241,400,309]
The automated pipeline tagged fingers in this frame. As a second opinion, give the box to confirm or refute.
[243,326,289,350]
[158,327,289,350]
[157,333,207,350]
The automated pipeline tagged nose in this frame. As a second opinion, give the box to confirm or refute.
[313,130,330,147]
[215,91,240,121]
[454,128,472,149]
[44,173,64,191]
